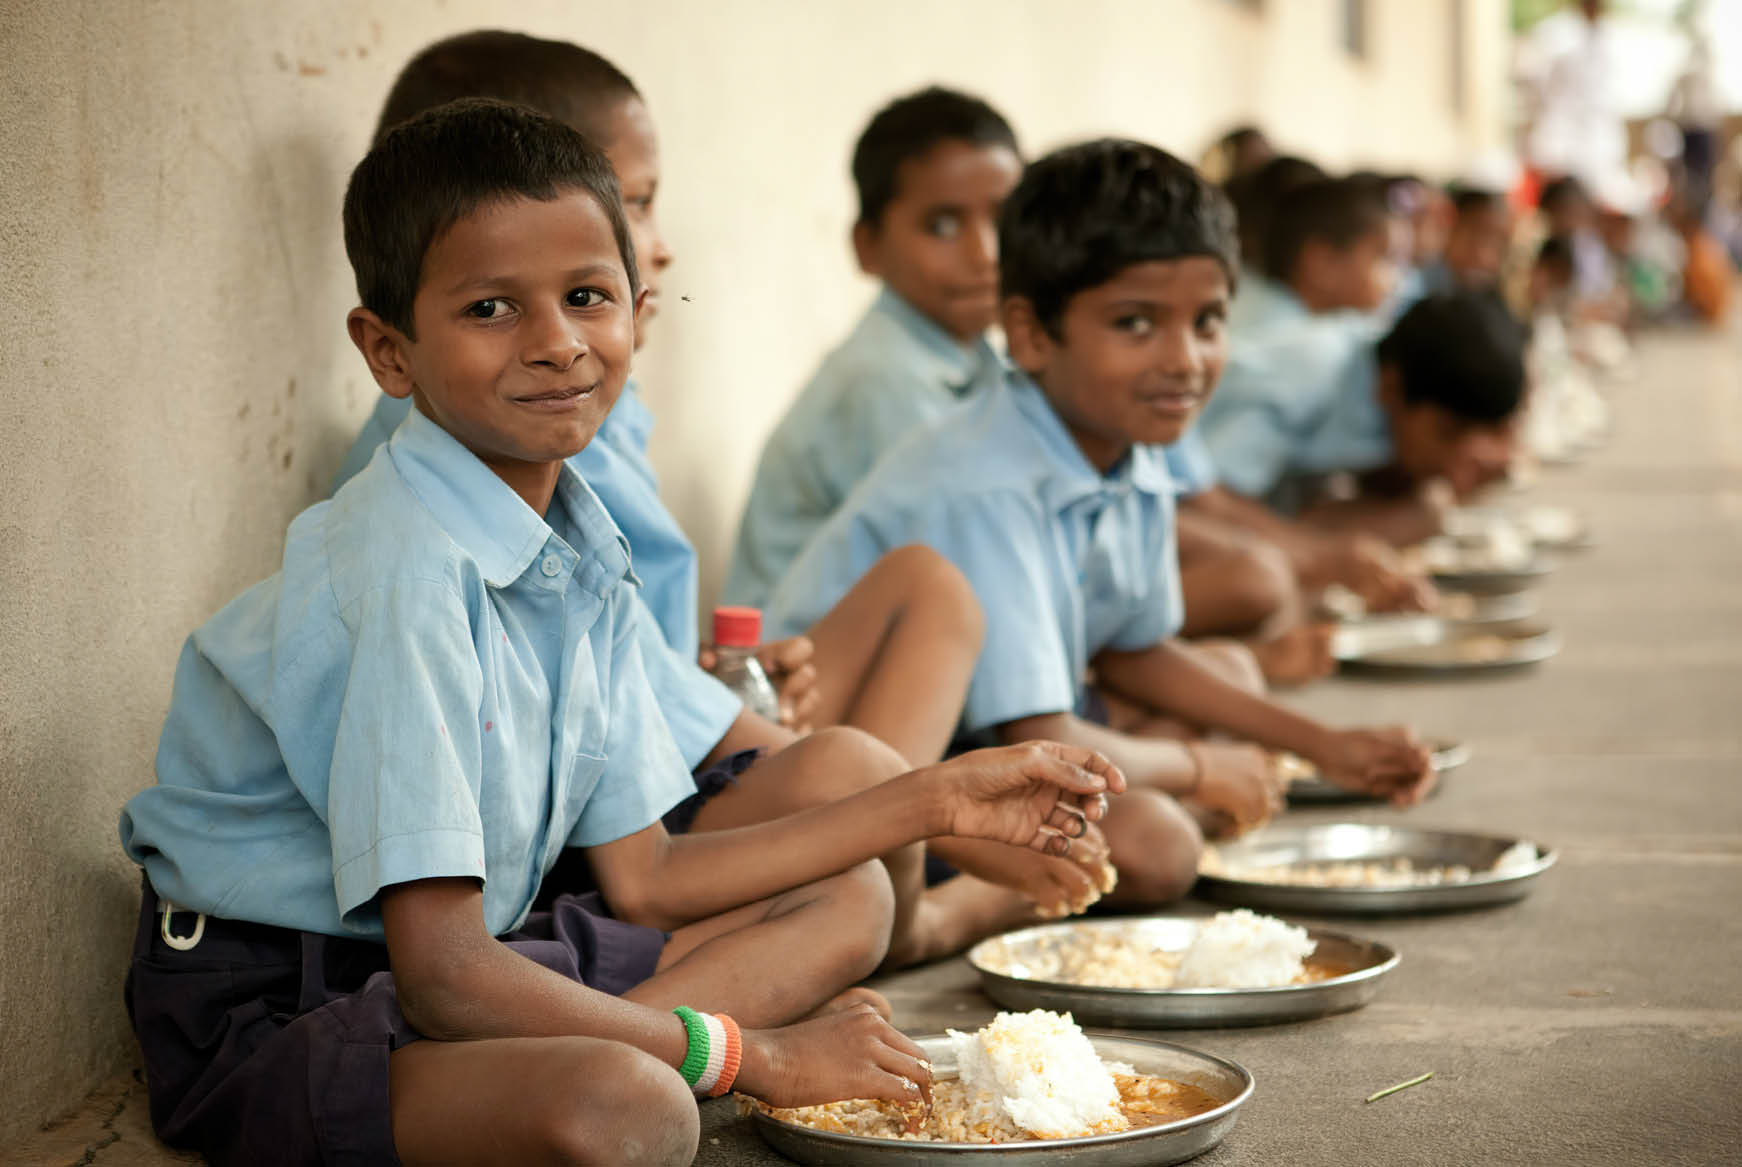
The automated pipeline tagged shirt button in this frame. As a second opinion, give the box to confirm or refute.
[540,553,563,578]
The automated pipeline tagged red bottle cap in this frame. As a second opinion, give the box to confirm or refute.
[712,606,763,648]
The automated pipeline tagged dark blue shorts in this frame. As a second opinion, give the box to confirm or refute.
[126,876,665,1166]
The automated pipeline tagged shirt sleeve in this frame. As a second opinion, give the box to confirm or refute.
[327,579,489,929]
[627,592,743,770]
[568,589,701,847]
[918,492,1080,734]
[1197,359,1299,499]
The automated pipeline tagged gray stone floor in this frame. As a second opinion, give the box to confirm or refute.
[8,325,1739,1165]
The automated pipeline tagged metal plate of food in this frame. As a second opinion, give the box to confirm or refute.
[966,917,1397,1028]
[1412,535,1555,595]
[1436,589,1540,625]
[1285,740,1470,804]
[1337,620,1561,674]
[748,1032,1252,1166]
[1444,505,1592,552]
[1195,823,1557,914]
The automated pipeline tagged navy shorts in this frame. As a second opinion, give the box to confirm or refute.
[126,876,665,1167]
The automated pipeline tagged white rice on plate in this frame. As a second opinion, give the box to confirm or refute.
[1172,910,1315,989]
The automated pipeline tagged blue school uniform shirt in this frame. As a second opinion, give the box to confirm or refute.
[121,408,699,940]
[1195,275,1392,504]
[724,288,1004,607]
[767,372,1182,736]
[1162,430,1218,497]
[330,387,739,768]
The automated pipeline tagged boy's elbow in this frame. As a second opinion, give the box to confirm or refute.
[605,887,681,934]
[393,946,493,1042]
[997,711,1078,745]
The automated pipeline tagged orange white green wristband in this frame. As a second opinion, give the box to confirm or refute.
[673,1006,742,1097]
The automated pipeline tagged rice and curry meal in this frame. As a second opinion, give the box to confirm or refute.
[747,1009,1223,1144]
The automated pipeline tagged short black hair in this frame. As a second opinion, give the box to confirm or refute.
[1378,290,1526,424]
[1534,234,1575,281]
[373,30,638,147]
[1449,184,1506,218]
[1000,138,1238,335]
[1538,175,1589,216]
[343,98,638,337]
[1260,175,1391,282]
[852,86,1018,226]
[1224,154,1326,267]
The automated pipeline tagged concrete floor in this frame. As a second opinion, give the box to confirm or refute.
[9,325,1739,1165]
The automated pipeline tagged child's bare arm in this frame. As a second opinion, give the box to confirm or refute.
[1296,487,1448,548]
[1187,488,1434,608]
[1093,641,1435,804]
[996,711,1280,830]
[379,877,932,1107]
[589,743,1122,932]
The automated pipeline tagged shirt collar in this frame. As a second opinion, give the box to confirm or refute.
[874,287,1001,397]
[387,406,631,590]
[1003,371,1175,511]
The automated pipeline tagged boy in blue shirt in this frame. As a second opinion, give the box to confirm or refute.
[1190,174,1442,596]
[726,87,1021,608]
[769,140,1434,899]
[1199,170,1526,544]
[119,101,1122,1166]
[326,35,1100,956]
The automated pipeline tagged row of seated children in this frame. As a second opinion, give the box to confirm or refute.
[117,30,1479,1167]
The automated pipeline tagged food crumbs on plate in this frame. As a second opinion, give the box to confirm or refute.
[1365,1071,1434,1103]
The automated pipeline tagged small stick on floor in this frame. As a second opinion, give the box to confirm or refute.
[1365,1071,1434,1103]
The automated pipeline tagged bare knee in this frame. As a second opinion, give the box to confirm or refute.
[875,544,985,652]
[1207,539,1299,632]
[778,725,909,806]
[543,1043,698,1166]
[814,859,897,982]
[1104,790,1204,906]
[1188,639,1266,697]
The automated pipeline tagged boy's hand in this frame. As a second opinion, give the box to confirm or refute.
[1331,534,1437,613]
[1192,743,1286,836]
[759,635,820,733]
[1313,728,1436,806]
[697,635,820,732]
[931,827,1115,918]
[736,1002,932,1108]
[930,742,1123,855]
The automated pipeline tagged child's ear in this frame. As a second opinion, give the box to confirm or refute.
[851,219,882,277]
[347,308,417,400]
[1000,296,1052,373]
[631,285,650,350]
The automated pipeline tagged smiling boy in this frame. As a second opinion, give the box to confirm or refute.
[768,141,1434,893]
[119,101,1124,1166]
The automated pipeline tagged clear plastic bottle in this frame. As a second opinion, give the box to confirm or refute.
[708,606,781,722]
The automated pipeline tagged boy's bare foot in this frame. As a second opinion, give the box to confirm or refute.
[881,875,1044,971]
[807,986,893,1021]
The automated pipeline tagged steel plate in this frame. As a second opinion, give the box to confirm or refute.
[749,1032,1252,1165]
[967,917,1397,1028]
[1337,620,1561,675]
[1195,823,1557,915]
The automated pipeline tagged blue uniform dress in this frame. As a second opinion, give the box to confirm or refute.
[725,288,1004,607]
[1195,275,1393,508]
[331,387,740,768]
[767,372,1183,742]
[120,409,702,1164]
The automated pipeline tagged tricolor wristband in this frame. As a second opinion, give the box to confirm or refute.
[673,1007,742,1096]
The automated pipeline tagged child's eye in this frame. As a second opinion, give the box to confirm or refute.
[567,288,608,308]
[926,213,962,239]
[465,299,509,319]
[1115,314,1154,336]
[626,196,654,217]
[1194,308,1227,336]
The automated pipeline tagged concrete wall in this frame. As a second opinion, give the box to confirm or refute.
[0,0,1507,1143]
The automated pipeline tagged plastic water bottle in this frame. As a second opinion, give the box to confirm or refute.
[709,606,781,722]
